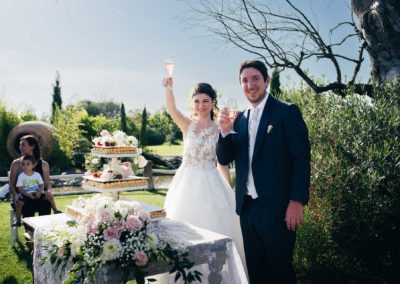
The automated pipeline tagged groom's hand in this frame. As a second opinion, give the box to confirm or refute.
[285,200,304,231]
[218,107,233,136]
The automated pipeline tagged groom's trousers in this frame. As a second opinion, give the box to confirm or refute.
[240,195,296,284]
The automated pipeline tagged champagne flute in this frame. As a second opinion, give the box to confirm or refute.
[226,98,238,121]
[164,59,174,77]
[221,98,238,134]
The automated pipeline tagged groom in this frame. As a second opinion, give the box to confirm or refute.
[217,60,310,283]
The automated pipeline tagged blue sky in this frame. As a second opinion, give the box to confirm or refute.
[0,0,370,117]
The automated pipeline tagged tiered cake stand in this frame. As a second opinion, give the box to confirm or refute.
[82,152,148,200]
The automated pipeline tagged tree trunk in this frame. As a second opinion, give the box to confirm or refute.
[351,0,400,82]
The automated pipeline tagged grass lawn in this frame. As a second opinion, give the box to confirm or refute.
[0,190,167,284]
[146,141,183,156]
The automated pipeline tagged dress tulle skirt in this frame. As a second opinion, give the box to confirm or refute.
[165,165,245,259]
[153,165,248,283]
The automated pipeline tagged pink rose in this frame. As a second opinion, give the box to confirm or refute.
[99,208,113,221]
[125,215,143,231]
[100,129,110,137]
[104,226,119,240]
[87,222,97,234]
[113,220,126,235]
[134,251,148,267]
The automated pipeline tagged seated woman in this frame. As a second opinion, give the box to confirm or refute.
[9,135,61,225]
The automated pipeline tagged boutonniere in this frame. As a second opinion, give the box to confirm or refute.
[266,124,273,134]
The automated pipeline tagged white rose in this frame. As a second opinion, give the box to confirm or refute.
[127,136,138,146]
[137,155,148,168]
[113,130,127,146]
[91,158,99,165]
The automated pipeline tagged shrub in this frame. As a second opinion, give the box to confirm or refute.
[146,127,166,146]
[282,82,400,282]
[0,101,21,175]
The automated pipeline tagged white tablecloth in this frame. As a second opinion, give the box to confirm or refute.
[28,214,248,284]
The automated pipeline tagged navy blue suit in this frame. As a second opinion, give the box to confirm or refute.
[217,95,310,283]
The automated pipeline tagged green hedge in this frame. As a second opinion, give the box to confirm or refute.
[280,82,400,282]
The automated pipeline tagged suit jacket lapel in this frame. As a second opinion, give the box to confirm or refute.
[252,95,275,162]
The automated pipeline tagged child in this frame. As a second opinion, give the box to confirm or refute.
[12,154,45,227]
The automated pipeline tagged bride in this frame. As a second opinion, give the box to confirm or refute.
[157,77,247,283]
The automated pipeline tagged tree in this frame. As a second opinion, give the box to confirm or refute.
[120,102,128,133]
[140,107,148,147]
[78,100,120,118]
[51,71,62,122]
[351,0,400,82]
[269,68,281,98]
[191,0,399,96]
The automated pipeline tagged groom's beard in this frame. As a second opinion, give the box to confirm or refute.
[248,91,267,106]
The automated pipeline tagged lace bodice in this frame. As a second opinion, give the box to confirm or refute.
[181,120,219,169]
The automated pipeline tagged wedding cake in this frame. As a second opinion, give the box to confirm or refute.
[82,129,149,192]
[82,159,148,190]
[91,129,138,155]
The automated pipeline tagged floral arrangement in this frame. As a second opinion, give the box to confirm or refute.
[41,195,202,284]
[92,129,138,147]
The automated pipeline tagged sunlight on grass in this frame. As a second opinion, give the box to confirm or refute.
[147,141,183,156]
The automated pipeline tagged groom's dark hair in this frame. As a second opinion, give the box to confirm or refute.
[239,60,269,82]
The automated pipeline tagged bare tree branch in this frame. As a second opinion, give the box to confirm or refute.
[189,0,372,96]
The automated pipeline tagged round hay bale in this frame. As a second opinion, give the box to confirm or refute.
[6,121,55,160]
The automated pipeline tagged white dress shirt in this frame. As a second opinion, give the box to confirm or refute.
[244,93,269,199]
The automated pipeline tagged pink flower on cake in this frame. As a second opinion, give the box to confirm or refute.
[134,251,148,267]
[126,215,143,231]
[100,129,110,137]
[121,162,133,179]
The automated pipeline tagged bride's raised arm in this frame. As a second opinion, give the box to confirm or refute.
[162,77,191,136]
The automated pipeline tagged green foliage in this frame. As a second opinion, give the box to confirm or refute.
[281,82,400,282]
[146,127,165,146]
[20,109,38,121]
[0,101,21,175]
[78,100,120,118]
[79,113,119,142]
[51,71,63,122]
[52,106,91,171]
[120,103,128,133]
[269,68,281,98]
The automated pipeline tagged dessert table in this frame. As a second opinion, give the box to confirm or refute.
[26,214,248,284]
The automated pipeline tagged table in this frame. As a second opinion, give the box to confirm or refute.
[25,214,248,284]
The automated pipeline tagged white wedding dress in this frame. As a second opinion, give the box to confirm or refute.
[155,120,247,283]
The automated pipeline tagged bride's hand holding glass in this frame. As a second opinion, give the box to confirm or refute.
[162,77,173,90]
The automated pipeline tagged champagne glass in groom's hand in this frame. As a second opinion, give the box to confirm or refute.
[219,98,238,135]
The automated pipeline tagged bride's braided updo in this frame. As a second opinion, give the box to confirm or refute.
[192,83,219,121]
